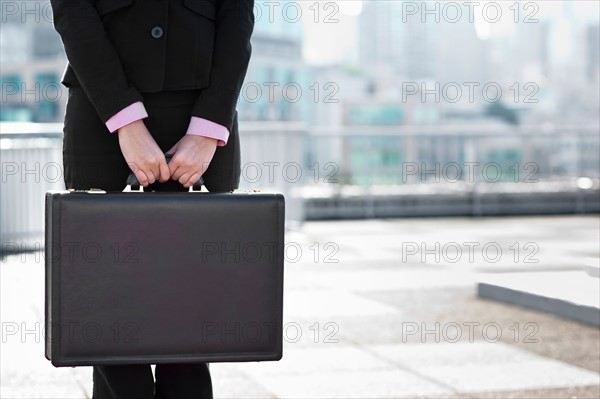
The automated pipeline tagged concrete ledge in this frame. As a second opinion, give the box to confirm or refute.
[304,186,600,220]
[584,258,600,278]
[477,271,600,327]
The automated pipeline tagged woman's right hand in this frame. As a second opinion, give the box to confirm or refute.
[117,120,171,187]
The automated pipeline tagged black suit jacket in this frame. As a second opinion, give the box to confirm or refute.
[50,0,254,131]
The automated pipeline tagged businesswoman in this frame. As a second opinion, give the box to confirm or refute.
[50,0,254,397]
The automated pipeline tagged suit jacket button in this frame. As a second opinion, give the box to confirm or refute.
[151,26,164,39]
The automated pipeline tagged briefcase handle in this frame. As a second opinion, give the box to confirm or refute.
[124,153,205,192]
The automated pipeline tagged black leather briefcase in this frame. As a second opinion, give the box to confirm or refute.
[45,169,285,367]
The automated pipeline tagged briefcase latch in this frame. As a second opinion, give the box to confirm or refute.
[231,188,262,194]
[87,188,107,194]
[123,184,144,192]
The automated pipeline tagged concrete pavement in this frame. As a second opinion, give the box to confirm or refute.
[1,216,599,398]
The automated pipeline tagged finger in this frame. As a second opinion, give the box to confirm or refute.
[127,161,141,175]
[185,172,202,189]
[134,170,149,188]
[170,159,183,181]
[200,160,211,175]
[179,172,192,187]
[145,167,157,185]
[167,141,179,155]
[167,154,179,177]
[158,159,170,183]
[149,157,163,185]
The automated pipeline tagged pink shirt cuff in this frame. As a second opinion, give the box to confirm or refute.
[185,117,229,147]
[105,102,148,133]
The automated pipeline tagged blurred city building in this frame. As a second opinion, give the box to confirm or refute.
[359,1,437,80]
[0,0,65,122]
[237,0,312,123]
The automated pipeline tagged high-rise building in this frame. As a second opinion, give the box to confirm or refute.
[358,1,436,80]
[436,13,490,86]
[236,0,312,122]
[586,23,600,83]
[0,0,65,122]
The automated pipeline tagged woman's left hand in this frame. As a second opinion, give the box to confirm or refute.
[166,135,218,188]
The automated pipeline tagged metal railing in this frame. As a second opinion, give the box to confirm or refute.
[301,124,600,218]
[305,124,600,186]
[1,123,64,252]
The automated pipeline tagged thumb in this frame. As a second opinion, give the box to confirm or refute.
[165,143,180,176]
[166,141,179,155]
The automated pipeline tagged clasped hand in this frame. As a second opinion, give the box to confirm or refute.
[117,119,218,188]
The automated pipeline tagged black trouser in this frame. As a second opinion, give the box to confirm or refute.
[62,86,241,398]
[93,364,212,399]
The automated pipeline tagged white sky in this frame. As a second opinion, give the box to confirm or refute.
[299,0,600,65]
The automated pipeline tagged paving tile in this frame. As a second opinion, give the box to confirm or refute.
[284,289,398,318]
[213,377,275,399]
[283,267,330,291]
[210,365,275,399]
[1,369,88,398]
[299,270,477,292]
[278,317,351,347]
[71,367,93,398]
[455,385,600,399]
[204,363,278,398]
[232,346,392,377]
[298,220,400,237]
[368,342,600,393]
[248,369,453,398]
